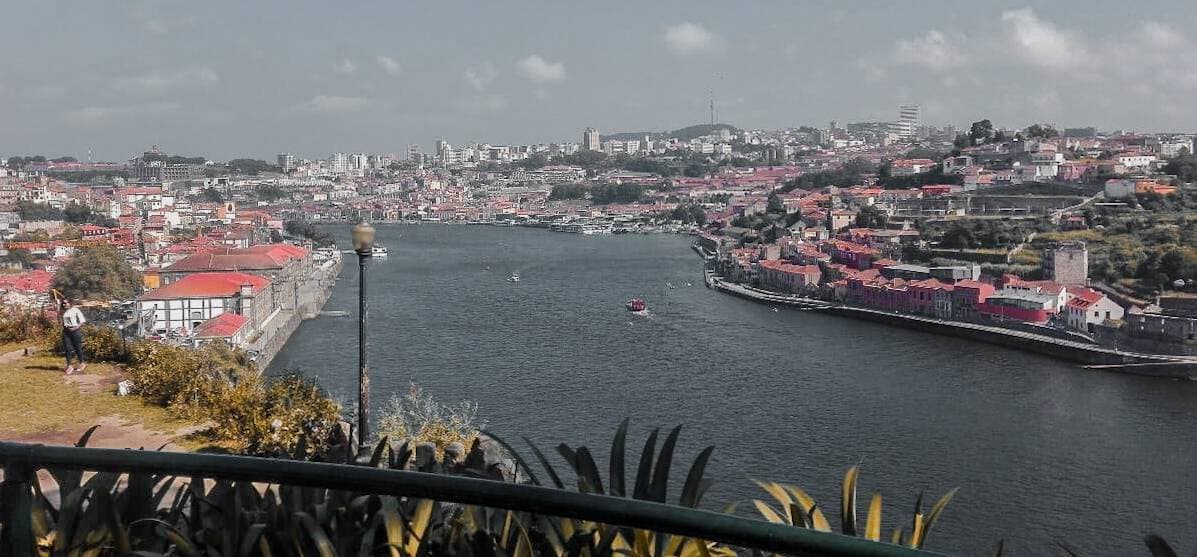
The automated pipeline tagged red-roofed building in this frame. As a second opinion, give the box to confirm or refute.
[951,280,996,320]
[1064,287,1124,332]
[757,260,822,294]
[137,272,274,337]
[193,312,251,346]
[162,244,311,311]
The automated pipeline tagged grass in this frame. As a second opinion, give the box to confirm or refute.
[0,353,196,442]
[0,341,36,356]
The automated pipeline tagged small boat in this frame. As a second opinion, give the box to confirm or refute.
[666,282,675,289]
[625,298,648,315]
[771,307,779,313]
[371,246,389,257]
[484,265,491,271]
[508,272,521,283]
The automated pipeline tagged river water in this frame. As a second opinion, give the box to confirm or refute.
[269,224,1197,555]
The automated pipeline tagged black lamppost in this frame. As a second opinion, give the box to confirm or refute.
[351,221,375,447]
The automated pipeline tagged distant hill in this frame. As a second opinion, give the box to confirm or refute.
[603,123,739,143]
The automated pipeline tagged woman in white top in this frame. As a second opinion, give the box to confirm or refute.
[60,297,87,374]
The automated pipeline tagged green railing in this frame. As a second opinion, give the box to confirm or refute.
[0,441,947,556]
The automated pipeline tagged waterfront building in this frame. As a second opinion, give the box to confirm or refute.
[1064,287,1124,332]
[1043,242,1088,286]
[161,244,311,311]
[137,271,273,338]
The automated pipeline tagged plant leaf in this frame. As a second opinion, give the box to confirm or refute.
[680,446,714,508]
[1143,534,1178,557]
[649,425,682,503]
[864,492,882,542]
[632,428,659,500]
[610,418,629,497]
[574,446,606,495]
[917,487,958,548]
[841,465,858,536]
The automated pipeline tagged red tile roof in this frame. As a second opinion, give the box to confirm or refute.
[141,272,270,300]
[0,270,54,293]
[165,244,308,273]
[194,312,249,338]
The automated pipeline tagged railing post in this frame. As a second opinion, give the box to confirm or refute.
[0,462,35,557]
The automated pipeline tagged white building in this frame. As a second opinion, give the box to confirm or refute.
[1116,154,1156,169]
[582,127,601,151]
[1064,289,1124,332]
[328,153,349,174]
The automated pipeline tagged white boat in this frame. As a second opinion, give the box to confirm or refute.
[508,272,521,283]
[372,246,389,257]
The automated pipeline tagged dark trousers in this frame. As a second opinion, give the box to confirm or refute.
[63,327,85,364]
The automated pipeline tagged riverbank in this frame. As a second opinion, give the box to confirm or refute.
[251,251,342,369]
[703,266,1197,378]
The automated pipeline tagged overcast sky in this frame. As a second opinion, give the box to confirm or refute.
[3,1,1197,161]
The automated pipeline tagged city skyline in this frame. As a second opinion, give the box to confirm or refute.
[5,1,1197,160]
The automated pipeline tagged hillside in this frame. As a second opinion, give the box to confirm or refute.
[603,123,739,142]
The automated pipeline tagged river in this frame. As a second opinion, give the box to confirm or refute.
[269,224,1197,555]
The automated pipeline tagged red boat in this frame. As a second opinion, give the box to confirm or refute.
[625,298,647,312]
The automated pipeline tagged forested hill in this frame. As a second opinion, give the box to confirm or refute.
[603,123,739,142]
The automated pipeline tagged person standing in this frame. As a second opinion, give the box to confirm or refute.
[61,298,87,374]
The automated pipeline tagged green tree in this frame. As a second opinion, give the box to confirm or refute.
[855,205,888,229]
[766,193,785,214]
[968,119,993,146]
[51,245,143,301]
[16,201,64,221]
[940,225,977,249]
[1,248,34,268]
[202,188,224,202]
[1024,124,1059,139]
[516,153,549,170]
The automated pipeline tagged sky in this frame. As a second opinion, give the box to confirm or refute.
[3,1,1197,161]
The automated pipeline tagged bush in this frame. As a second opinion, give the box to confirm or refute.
[81,324,132,363]
[377,384,485,453]
[0,308,54,346]
[125,340,342,456]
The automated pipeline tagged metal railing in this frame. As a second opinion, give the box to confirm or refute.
[0,441,946,557]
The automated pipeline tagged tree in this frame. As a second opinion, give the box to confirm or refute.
[1,248,34,268]
[202,188,224,203]
[55,225,83,240]
[51,156,78,163]
[968,119,994,146]
[51,245,143,301]
[516,153,548,170]
[1024,124,1059,139]
[269,229,284,243]
[940,225,977,249]
[855,205,888,229]
[766,193,785,214]
[17,201,64,221]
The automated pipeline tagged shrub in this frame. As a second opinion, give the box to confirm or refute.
[124,340,342,456]
[0,307,54,346]
[377,384,485,453]
[81,324,132,363]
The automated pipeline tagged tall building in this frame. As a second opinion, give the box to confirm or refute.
[1043,241,1089,285]
[276,153,294,172]
[328,153,349,174]
[890,104,919,140]
[582,127,600,151]
[407,144,422,163]
[349,153,367,171]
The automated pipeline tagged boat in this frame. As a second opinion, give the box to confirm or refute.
[508,272,521,283]
[371,246,389,257]
[625,298,648,315]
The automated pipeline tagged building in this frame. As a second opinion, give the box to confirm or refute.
[1064,288,1124,332]
[1042,242,1088,285]
[407,144,423,163]
[328,153,349,174]
[277,153,295,172]
[582,127,601,151]
[160,244,311,311]
[890,105,919,141]
[137,272,273,337]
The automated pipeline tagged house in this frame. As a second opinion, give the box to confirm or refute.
[757,260,821,293]
[161,244,311,311]
[193,312,251,347]
[976,289,1057,323]
[951,280,995,320]
[1064,288,1124,332]
[137,272,274,337]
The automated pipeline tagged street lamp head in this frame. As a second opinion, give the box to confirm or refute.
[351,222,375,255]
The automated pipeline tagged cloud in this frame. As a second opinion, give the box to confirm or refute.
[1000,8,1091,74]
[463,62,498,92]
[515,54,566,83]
[24,85,67,100]
[454,94,509,113]
[376,56,402,76]
[855,57,886,81]
[893,30,967,71]
[291,95,380,113]
[333,58,357,75]
[661,22,721,55]
[113,67,219,95]
[532,89,547,100]
[62,102,180,125]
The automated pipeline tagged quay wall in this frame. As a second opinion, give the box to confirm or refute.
[255,254,342,370]
[707,275,1197,378]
